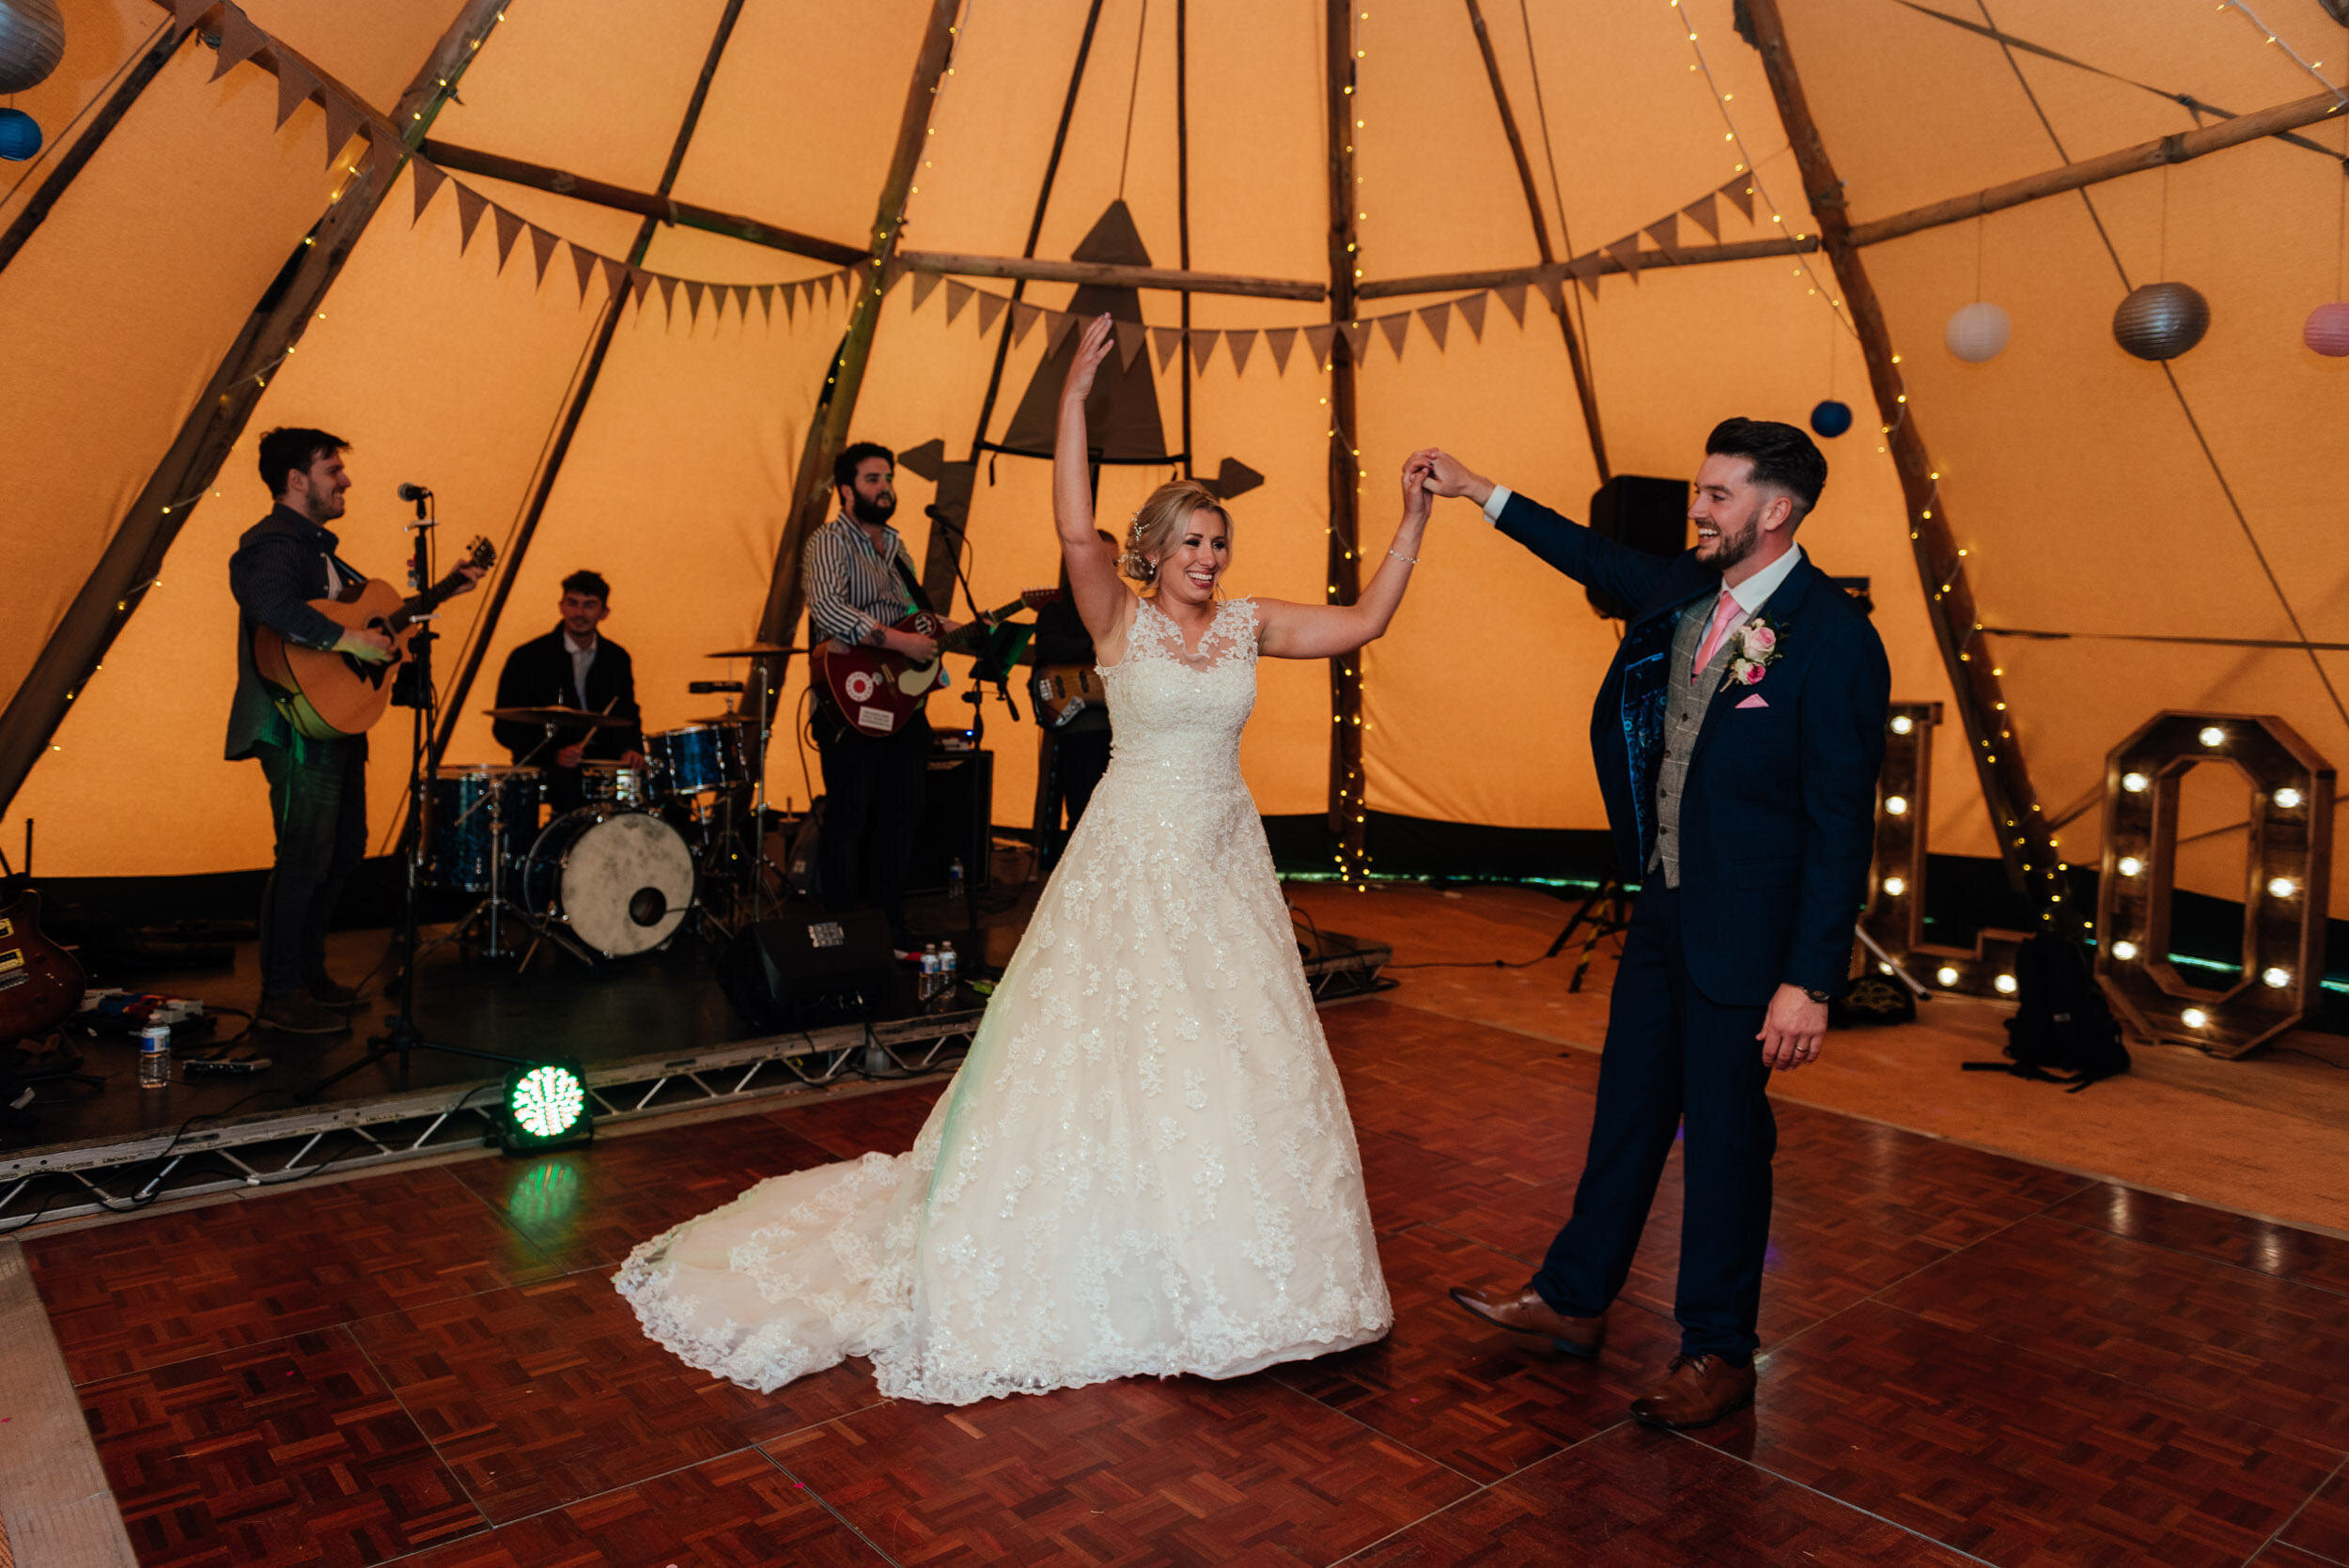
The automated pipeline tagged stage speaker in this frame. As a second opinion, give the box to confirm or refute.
[910,748,993,894]
[1585,474,1689,620]
[720,908,896,1032]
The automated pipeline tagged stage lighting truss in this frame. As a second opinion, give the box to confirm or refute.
[1861,702,2030,1001]
[2095,712,2334,1058]
[499,1061,593,1151]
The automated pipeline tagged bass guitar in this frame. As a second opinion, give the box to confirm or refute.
[813,588,1060,737]
[1032,664,1108,729]
[252,536,496,739]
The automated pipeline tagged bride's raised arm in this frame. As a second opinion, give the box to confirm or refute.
[1254,450,1432,660]
[1055,314,1135,650]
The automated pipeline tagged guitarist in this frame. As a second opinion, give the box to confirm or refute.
[226,427,482,1036]
[802,442,957,957]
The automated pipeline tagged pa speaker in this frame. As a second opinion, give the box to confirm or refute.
[720,908,896,1032]
[910,748,993,894]
[1585,474,1689,620]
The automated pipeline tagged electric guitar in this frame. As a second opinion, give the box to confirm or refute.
[252,536,496,739]
[1032,664,1108,728]
[0,887,84,1045]
[813,588,1061,737]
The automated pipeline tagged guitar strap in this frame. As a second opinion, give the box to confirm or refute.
[890,551,935,617]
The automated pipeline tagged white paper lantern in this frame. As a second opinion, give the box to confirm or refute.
[2305,302,2349,358]
[1944,302,2011,363]
[0,0,65,95]
[2113,282,2209,361]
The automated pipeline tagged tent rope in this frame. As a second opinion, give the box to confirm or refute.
[1511,0,1599,404]
[1116,0,1151,199]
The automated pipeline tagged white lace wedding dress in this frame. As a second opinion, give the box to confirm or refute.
[614,596,1392,1404]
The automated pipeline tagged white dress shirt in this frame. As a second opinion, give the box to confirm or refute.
[564,629,598,709]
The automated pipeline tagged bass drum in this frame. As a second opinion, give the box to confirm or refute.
[521,809,696,957]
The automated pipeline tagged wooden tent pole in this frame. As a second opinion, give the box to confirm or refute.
[1324,0,1366,884]
[754,0,963,654]
[1175,0,1193,478]
[0,17,194,277]
[431,0,753,762]
[901,251,1319,300]
[1358,236,1817,300]
[1743,0,2061,908]
[0,0,508,818]
[1460,0,1609,481]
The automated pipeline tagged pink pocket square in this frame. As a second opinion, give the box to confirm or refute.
[1735,693,1769,709]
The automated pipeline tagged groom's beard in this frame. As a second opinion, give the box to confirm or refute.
[1697,507,1762,571]
[851,492,896,526]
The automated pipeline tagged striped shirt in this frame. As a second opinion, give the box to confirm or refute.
[803,512,920,648]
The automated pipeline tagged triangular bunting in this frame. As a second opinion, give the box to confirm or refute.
[1190,329,1222,375]
[1455,293,1487,341]
[1603,236,1644,282]
[909,271,943,313]
[817,271,838,304]
[1534,272,1567,317]
[411,157,446,225]
[210,4,265,82]
[599,256,629,305]
[1719,175,1756,222]
[798,278,821,315]
[1265,325,1299,373]
[1682,193,1721,241]
[1567,253,1605,300]
[1304,322,1337,366]
[1010,300,1043,347]
[757,283,776,322]
[734,284,754,322]
[526,224,559,287]
[974,289,1008,337]
[564,242,596,301]
[1417,303,1450,352]
[943,279,973,326]
[1339,319,1373,364]
[1115,318,1147,369]
[1152,326,1184,373]
[1495,283,1529,326]
[628,268,654,313]
[319,90,365,170]
[491,204,525,272]
[683,278,706,324]
[779,281,797,323]
[453,182,490,253]
[1043,309,1079,356]
[1643,212,1681,262]
[1226,329,1257,376]
[655,272,680,321]
[1377,313,1410,360]
[272,55,318,131]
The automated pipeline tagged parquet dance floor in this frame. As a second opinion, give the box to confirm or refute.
[23,997,2349,1566]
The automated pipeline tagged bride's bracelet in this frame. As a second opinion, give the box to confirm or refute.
[1388,548,1419,566]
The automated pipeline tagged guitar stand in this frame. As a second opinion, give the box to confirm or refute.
[1544,877,1635,993]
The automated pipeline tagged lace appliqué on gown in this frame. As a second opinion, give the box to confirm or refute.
[615,596,1392,1404]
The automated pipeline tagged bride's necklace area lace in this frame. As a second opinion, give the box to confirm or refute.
[1119,595,1253,673]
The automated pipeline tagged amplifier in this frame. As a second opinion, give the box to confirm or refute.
[910,749,993,894]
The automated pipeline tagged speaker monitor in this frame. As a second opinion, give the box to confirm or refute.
[910,748,993,894]
[721,907,896,1032]
[1585,474,1689,620]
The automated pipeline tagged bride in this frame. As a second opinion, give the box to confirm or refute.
[615,313,1432,1405]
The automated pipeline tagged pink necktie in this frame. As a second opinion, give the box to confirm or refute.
[1692,589,1742,678]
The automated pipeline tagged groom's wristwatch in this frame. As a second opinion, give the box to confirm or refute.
[1800,986,1833,1004]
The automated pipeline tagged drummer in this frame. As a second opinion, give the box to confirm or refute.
[492,569,646,814]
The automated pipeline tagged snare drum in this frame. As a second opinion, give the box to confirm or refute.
[579,760,650,808]
[423,765,541,892]
[647,722,745,798]
[521,808,696,957]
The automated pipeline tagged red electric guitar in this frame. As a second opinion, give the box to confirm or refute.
[813,588,1061,737]
[252,536,496,739]
[0,886,84,1045]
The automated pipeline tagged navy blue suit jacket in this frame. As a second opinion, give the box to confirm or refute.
[1498,491,1890,1006]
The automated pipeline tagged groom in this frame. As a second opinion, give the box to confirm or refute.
[1422,420,1888,1428]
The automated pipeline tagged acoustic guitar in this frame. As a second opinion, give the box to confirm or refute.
[252,536,495,739]
[0,887,85,1045]
[813,588,1060,737]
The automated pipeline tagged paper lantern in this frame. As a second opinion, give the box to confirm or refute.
[1809,399,1853,439]
[0,0,65,95]
[2304,302,2349,358]
[1944,302,2011,363]
[0,107,39,162]
[2112,282,2209,361]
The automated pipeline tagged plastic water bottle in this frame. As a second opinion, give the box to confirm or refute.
[946,857,965,901]
[920,943,940,1001]
[939,940,957,995]
[137,1023,171,1090]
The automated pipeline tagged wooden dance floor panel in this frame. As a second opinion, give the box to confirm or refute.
[20,998,2349,1566]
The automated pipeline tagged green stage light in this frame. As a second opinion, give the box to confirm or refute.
[497,1061,592,1152]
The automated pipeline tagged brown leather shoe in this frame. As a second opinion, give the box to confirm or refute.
[1447,1284,1606,1360]
[257,990,349,1036]
[1629,1353,1756,1429]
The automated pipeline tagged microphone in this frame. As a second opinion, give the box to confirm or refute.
[397,482,433,502]
[924,504,961,522]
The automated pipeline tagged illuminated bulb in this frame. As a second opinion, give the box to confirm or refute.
[1936,966,1960,986]
[1882,877,1906,897]
[2181,1007,2210,1029]
[1884,795,1908,815]
[2267,877,2298,899]
[2199,725,2226,748]
[1878,962,1893,975]
[2274,788,2304,809]
[2263,967,2292,988]
[1890,715,1914,735]
[1994,973,2018,995]
[2118,857,2143,877]
[2111,939,2139,961]
[2122,772,2150,793]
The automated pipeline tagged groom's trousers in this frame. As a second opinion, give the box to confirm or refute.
[1531,884,1777,1360]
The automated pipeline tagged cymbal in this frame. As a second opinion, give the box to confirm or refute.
[485,706,630,728]
[705,642,802,659]
[689,713,757,724]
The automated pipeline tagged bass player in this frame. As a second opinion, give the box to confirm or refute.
[226,427,482,1036]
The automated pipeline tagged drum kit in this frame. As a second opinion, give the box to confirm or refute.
[420,643,799,967]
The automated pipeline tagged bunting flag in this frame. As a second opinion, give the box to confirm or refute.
[1115,318,1148,369]
[974,287,1008,337]
[526,224,559,287]
[491,205,526,272]
[1010,299,1042,347]
[1495,283,1529,327]
[1043,308,1079,356]
[1719,174,1756,222]
[1339,318,1372,364]
[1265,325,1299,372]
[1226,328,1256,376]
[779,280,796,323]
[1682,192,1721,241]
[1604,236,1644,282]
[568,241,597,301]
[1418,303,1450,351]
[734,283,754,321]
[1304,322,1337,367]
[1533,272,1566,318]
[272,55,317,131]
[319,91,366,171]
[1567,253,1605,300]
[943,279,974,326]
[909,271,943,313]
[1152,325,1184,373]
[1643,212,1682,263]
[1455,293,1486,340]
[411,157,446,225]
[1190,329,1221,375]
[655,273,679,322]
[453,183,490,253]
[210,4,265,82]
[1377,313,1410,360]
[757,283,776,322]
[683,278,706,324]
[599,256,629,306]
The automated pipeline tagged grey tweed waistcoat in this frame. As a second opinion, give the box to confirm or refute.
[1646,592,1740,888]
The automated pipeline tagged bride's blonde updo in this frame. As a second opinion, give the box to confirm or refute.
[1120,479,1234,584]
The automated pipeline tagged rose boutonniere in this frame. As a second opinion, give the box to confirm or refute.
[1724,615,1782,688]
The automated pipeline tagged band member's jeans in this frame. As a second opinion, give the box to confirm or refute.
[813,709,929,940]
[253,734,367,1001]
[1532,884,1777,1360]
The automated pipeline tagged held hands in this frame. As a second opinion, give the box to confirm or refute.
[1758,984,1828,1071]
[1063,313,1116,404]
[1407,448,1496,509]
[1400,452,1435,526]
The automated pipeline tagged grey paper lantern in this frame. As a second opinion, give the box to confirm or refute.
[2113,282,2209,361]
[1944,301,2012,363]
[0,0,65,95]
